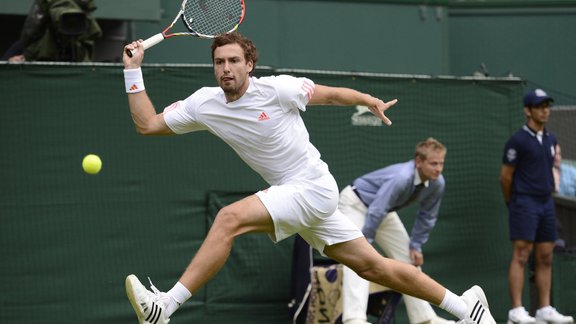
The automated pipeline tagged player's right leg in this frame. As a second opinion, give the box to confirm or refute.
[125,274,172,324]
[126,194,275,323]
[177,194,275,291]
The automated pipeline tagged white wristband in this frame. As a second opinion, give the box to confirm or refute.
[124,68,145,93]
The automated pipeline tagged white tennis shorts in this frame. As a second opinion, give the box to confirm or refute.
[256,173,362,253]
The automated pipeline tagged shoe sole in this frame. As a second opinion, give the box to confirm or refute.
[126,274,145,324]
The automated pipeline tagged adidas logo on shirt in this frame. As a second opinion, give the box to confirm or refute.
[258,112,270,121]
[129,84,139,91]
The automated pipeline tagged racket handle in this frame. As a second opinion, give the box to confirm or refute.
[126,33,165,57]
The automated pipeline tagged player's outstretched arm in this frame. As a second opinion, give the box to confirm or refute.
[122,40,174,136]
[309,84,396,125]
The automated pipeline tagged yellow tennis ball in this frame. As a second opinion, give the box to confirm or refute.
[82,154,102,175]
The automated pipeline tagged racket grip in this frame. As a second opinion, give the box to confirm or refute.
[126,33,165,57]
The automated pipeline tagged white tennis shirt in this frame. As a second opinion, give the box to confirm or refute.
[163,75,330,186]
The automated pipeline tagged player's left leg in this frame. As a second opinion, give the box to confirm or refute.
[178,194,275,291]
[324,237,496,324]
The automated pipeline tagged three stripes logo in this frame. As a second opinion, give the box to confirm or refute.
[258,111,270,121]
[469,300,486,323]
[129,84,139,91]
[142,301,163,324]
[301,80,314,100]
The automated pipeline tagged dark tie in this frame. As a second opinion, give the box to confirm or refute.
[392,183,424,211]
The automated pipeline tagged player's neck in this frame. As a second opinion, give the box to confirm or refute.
[224,78,250,103]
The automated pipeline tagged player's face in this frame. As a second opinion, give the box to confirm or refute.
[416,150,445,182]
[213,43,253,101]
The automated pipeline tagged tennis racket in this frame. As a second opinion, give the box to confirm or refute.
[126,0,246,57]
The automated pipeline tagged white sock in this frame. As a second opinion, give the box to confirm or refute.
[439,289,467,320]
[165,281,192,317]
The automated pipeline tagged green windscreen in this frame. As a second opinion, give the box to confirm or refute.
[0,63,526,323]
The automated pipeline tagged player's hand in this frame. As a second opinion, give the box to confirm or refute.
[368,98,397,126]
[361,227,376,244]
[410,249,424,267]
[123,40,145,69]
[8,55,25,63]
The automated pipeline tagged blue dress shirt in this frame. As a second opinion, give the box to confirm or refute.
[351,160,445,251]
[559,162,576,196]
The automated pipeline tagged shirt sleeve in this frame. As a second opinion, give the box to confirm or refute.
[274,75,315,112]
[503,136,520,166]
[560,164,576,196]
[409,178,445,252]
[163,93,208,134]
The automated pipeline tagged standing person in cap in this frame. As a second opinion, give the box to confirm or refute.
[500,89,574,324]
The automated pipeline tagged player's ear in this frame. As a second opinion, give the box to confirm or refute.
[247,60,254,74]
[415,155,424,167]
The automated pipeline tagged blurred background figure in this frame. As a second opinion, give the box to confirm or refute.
[555,144,576,197]
[500,89,574,324]
[1,0,101,62]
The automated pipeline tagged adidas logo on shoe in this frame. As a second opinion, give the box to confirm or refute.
[460,286,496,324]
[125,274,170,324]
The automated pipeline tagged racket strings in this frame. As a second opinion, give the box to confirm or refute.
[183,0,244,36]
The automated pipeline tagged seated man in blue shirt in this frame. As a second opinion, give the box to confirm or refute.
[554,144,576,197]
[339,137,452,324]
[558,161,576,197]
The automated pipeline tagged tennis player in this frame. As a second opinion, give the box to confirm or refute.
[122,32,496,324]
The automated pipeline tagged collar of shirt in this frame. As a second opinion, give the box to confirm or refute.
[413,168,430,188]
[219,77,257,104]
[522,124,548,145]
[522,124,549,137]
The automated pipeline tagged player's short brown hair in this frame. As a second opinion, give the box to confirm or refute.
[211,32,258,75]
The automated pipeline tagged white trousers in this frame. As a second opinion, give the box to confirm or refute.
[339,185,437,324]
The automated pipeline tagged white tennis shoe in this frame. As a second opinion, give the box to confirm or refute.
[508,306,536,324]
[342,320,371,324]
[456,285,496,324]
[535,306,574,324]
[429,315,456,324]
[125,274,171,324]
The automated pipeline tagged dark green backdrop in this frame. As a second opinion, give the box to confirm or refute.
[0,63,557,324]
